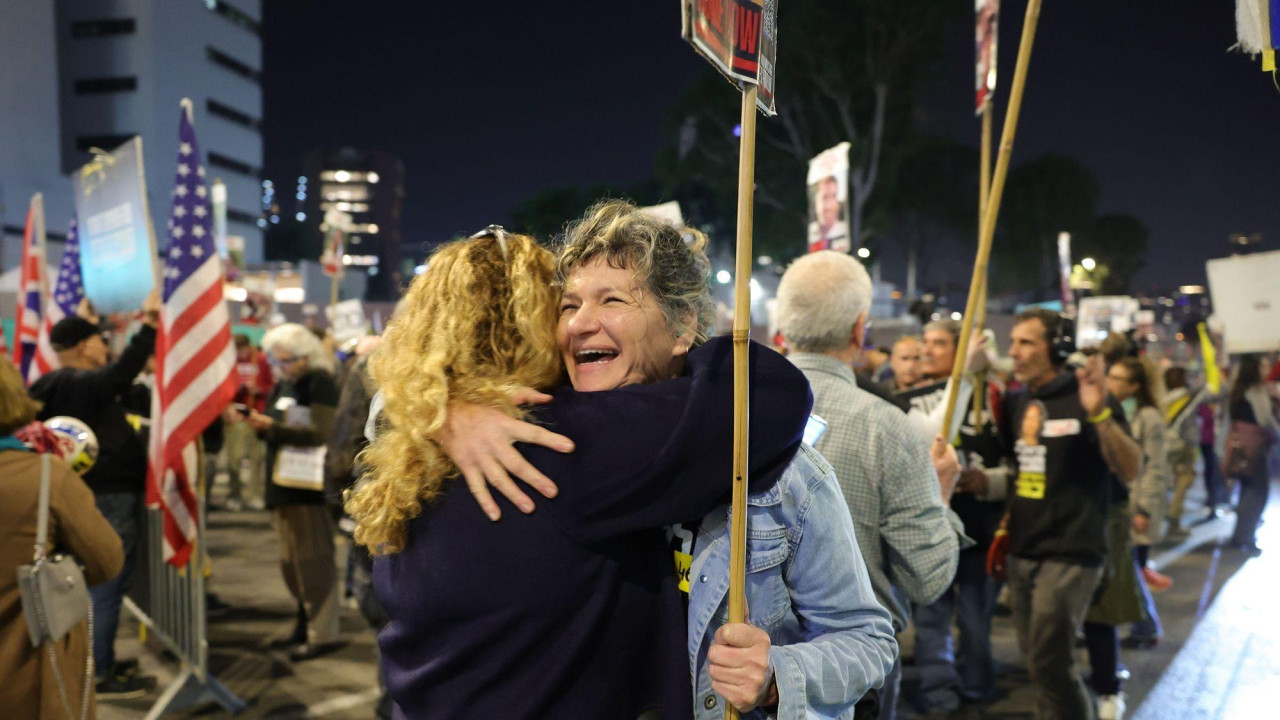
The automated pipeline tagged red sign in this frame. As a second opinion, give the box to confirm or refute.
[683,0,778,115]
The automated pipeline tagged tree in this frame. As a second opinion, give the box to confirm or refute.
[881,135,979,298]
[1077,213,1148,294]
[657,0,962,263]
[993,153,1099,297]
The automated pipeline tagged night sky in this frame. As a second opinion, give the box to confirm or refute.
[262,1,1279,294]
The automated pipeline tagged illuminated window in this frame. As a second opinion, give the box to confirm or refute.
[206,0,261,35]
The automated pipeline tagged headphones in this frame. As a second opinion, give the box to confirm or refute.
[1045,313,1076,365]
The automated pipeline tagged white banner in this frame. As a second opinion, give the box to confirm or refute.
[1207,250,1280,354]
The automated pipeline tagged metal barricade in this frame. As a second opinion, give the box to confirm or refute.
[124,458,245,718]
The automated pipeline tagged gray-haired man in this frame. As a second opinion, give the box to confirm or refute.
[775,251,970,720]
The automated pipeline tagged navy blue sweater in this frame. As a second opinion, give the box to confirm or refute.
[375,338,811,720]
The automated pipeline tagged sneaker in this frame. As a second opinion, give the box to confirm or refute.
[111,658,140,676]
[1098,692,1127,720]
[1141,566,1173,592]
[95,673,150,699]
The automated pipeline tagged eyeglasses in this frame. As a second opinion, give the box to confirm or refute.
[269,354,300,367]
[470,225,510,258]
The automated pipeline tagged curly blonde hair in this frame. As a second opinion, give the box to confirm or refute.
[345,231,562,555]
[557,200,715,344]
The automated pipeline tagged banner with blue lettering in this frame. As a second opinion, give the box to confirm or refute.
[72,136,159,313]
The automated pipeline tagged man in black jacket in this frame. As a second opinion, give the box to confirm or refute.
[29,293,159,698]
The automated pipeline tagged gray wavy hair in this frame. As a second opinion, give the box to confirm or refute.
[776,251,872,353]
[262,323,335,373]
[556,200,715,344]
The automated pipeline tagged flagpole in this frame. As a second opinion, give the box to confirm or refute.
[726,82,758,720]
[941,0,1043,441]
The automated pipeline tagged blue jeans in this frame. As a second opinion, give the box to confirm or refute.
[914,552,998,711]
[89,492,140,677]
[1129,546,1162,640]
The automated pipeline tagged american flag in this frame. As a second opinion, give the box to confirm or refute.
[12,194,47,382]
[147,102,237,567]
[27,216,87,383]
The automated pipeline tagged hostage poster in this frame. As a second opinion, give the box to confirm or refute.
[806,142,851,254]
[975,0,999,113]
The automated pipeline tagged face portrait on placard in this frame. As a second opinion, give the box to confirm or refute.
[806,174,849,253]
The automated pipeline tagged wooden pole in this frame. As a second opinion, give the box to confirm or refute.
[725,83,758,720]
[972,101,994,424]
[941,0,1043,441]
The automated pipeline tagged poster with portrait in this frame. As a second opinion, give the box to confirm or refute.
[806,142,851,254]
[72,136,158,313]
[975,0,1000,113]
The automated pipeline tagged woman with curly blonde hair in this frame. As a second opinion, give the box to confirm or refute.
[349,224,812,720]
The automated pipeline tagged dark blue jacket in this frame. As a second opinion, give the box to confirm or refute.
[375,338,811,720]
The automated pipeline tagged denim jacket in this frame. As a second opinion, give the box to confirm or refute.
[688,444,898,720]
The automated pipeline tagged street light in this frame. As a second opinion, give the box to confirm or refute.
[716,270,732,285]
[1081,257,1096,271]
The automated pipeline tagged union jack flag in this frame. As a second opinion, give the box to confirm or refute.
[27,216,87,383]
[147,102,237,567]
[11,194,47,382]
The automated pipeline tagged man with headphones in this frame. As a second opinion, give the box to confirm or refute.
[990,309,1143,720]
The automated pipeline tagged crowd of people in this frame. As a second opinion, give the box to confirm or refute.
[2,199,1278,720]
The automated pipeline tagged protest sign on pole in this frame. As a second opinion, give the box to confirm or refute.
[325,298,370,344]
[976,0,1000,113]
[73,137,159,313]
[682,0,778,115]
[1057,231,1075,316]
[1207,250,1280,354]
[638,201,685,227]
[806,142,852,254]
[681,6,776,713]
[1076,296,1140,348]
[941,0,1043,442]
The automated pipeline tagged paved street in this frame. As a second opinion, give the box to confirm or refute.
[100,471,1278,719]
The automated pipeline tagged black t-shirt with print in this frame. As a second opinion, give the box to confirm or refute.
[1000,371,1127,567]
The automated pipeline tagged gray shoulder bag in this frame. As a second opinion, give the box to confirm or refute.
[16,452,94,720]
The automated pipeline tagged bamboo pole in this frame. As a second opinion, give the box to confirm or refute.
[972,101,994,424]
[725,83,758,720]
[941,0,1043,441]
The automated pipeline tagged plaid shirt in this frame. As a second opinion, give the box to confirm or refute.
[790,352,966,631]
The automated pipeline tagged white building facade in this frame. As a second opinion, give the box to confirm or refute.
[1,0,263,273]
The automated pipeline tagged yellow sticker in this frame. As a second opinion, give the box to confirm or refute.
[1263,49,1276,73]
[1015,472,1046,500]
[674,551,692,594]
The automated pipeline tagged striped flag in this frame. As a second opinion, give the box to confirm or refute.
[12,194,48,382]
[147,101,237,567]
[28,216,87,383]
